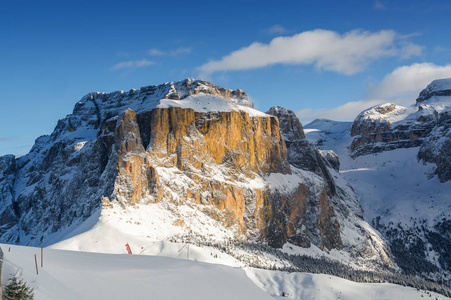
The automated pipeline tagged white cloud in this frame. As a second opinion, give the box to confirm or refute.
[368,63,451,100]
[264,25,288,35]
[198,29,422,75]
[109,59,154,71]
[297,63,451,122]
[149,47,192,56]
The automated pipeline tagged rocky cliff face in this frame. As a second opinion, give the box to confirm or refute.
[266,107,341,249]
[105,105,290,234]
[266,107,392,264]
[350,103,436,157]
[266,106,306,141]
[0,155,17,238]
[417,108,451,182]
[0,79,391,268]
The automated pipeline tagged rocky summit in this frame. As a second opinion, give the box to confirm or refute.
[0,79,391,270]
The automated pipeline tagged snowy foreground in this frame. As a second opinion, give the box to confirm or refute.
[2,243,449,300]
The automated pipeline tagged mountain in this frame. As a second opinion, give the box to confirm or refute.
[305,78,451,284]
[4,78,451,296]
[0,79,391,272]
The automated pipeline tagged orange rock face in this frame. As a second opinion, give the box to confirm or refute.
[101,107,290,236]
[146,108,290,175]
[316,188,342,250]
[95,104,345,251]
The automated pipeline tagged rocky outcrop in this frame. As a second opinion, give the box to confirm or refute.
[266,108,395,265]
[266,106,305,141]
[266,107,337,196]
[350,103,437,157]
[265,107,380,254]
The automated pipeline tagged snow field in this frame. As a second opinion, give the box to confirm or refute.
[1,243,272,300]
[2,243,448,299]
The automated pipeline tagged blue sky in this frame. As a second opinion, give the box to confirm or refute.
[1,0,451,156]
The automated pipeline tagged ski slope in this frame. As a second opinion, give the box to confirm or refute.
[1,244,271,300]
[1,243,449,300]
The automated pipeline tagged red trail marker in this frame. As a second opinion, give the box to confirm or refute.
[125,243,132,254]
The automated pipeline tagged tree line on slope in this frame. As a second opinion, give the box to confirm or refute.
[170,234,451,297]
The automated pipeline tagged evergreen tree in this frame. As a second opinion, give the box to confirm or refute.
[4,275,34,300]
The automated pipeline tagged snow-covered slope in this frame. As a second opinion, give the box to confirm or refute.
[1,244,272,300]
[2,244,449,300]
[248,268,450,300]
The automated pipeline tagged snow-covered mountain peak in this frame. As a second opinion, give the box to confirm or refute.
[352,79,451,132]
[353,103,415,125]
[416,78,451,104]
[428,78,451,90]
[48,79,260,148]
